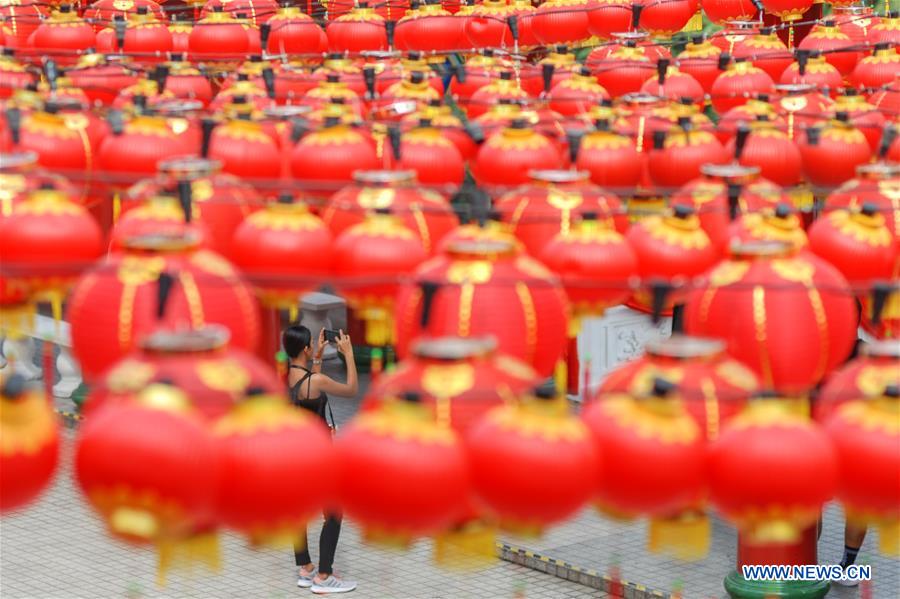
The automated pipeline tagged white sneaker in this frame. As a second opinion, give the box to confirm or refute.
[297,567,317,588]
[833,578,859,588]
[311,575,357,594]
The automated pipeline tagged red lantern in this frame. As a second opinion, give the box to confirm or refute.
[834,5,879,45]
[85,326,282,422]
[68,233,261,382]
[826,162,900,238]
[336,395,470,539]
[582,380,708,559]
[157,55,214,106]
[716,97,782,144]
[521,45,582,96]
[363,337,539,434]
[110,194,213,252]
[402,100,478,161]
[711,58,776,115]
[852,44,900,92]
[815,340,900,422]
[708,399,837,543]
[773,83,834,141]
[798,21,859,77]
[868,13,900,47]
[726,119,802,189]
[189,7,250,60]
[75,384,220,545]
[64,52,139,106]
[0,375,60,513]
[95,8,173,62]
[640,63,705,107]
[574,119,644,192]
[625,207,720,312]
[323,170,458,254]
[29,5,96,65]
[265,4,323,54]
[466,390,597,531]
[98,112,199,181]
[587,0,631,39]
[395,121,465,186]
[761,0,812,22]
[231,198,333,310]
[591,41,656,98]
[531,0,590,45]
[201,0,278,26]
[648,122,729,190]
[214,395,337,544]
[808,205,897,286]
[799,115,872,188]
[832,89,886,152]
[448,50,510,102]
[497,169,626,257]
[0,187,103,301]
[168,17,193,53]
[598,335,760,440]
[676,38,723,93]
[700,0,757,24]
[395,238,570,377]
[728,204,809,252]
[538,213,637,334]
[685,241,857,395]
[0,0,46,47]
[333,209,428,346]
[548,68,610,116]
[326,4,388,52]
[780,53,842,96]
[467,71,530,119]
[395,2,465,53]
[464,0,515,49]
[825,387,900,557]
[473,119,562,187]
[207,109,282,187]
[732,28,792,83]
[636,0,697,36]
[290,117,379,197]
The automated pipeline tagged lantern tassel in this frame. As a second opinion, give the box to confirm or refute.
[788,186,814,212]
[648,512,710,561]
[554,359,567,396]
[433,521,497,571]
[112,192,121,223]
[879,521,900,557]
[362,309,392,346]
[156,532,222,587]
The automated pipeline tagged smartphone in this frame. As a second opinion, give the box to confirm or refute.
[323,329,340,343]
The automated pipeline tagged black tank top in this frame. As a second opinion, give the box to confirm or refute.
[289,365,329,424]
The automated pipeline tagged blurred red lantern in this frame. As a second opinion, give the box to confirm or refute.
[95,8,173,62]
[448,50,511,101]
[403,100,477,161]
[808,205,897,287]
[265,4,323,54]
[29,5,96,65]
[231,197,333,310]
[110,193,213,253]
[464,0,515,49]
[685,241,857,395]
[466,389,596,531]
[868,13,900,46]
[0,186,103,302]
[336,394,470,539]
[648,121,729,190]
[539,213,637,334]
[852,44,900,92]
[625,207,719,313]
[711,58,776,115]
[531,0,590,45]
[636,0,697,36]
[726,119,802,189]
[0,0,46,47]
[780,52,842,96]
[364,337,539,434]
[395,238,570,377]
[189,7,250,60]
[708,399,837,543]
[732,28,792,83]
[290,116,379,196]
[834,5,878,45]
[587,0,630,38]
[676,38,723,93]
[574,118,644,192]
[582,380,708,560]
[728,204,809,252]
[75,384,220,546]
[473,119,562,187]
[825,387,900,557]
[773,83,834,141]
[700,0,757,24]
[395,2,465,53]
[333,209,427,346]
[168,17,193,53]
[716,96,782,143]
[598,335,760,440]
[640,62,705,107]
[207,108,282,186]
[326,4,388,52]
[65,52,139,106]
[68,232,261,382]
[548,68,610,116]
[0,375,60,514]
[760,0,812,22]
[799,20,859,77]
[521,45,582,96]
[591,41,655,98]
[395,121,465,186]
[799,115,872,188]
[84,0,165,31]
[815,340,900,422]
[826,162,900,238]
[467,71,530,119]
[0,51,36,99]
[832,89,886,152]
[214,394,337,544]
[85,326,282,422]
[497,169,626,257]
[323,170,458,254]
[98,112,199,181]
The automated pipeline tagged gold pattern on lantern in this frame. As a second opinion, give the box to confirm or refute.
[105,360,156,394]
[715,361,759,392]
[190,250,237,278]
[835,398,900,435]
[0,391,58,455]
[447,261,493,285]
[600,395,700,444]
[422,364,475,401]
[196,359,251,394]
[488,400,589,443]
[856,365,900,397]
[771,258,815,284]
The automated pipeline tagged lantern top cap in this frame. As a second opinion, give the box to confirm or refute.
[121,230,202,252]
[775,83,816,95]
[612,31,648,42]
[445,238,516,258]
[700,163,760,179]
[0,150,38,172]
[645,335,726,360]
[619,92,663,105]
[527,169,589,184]
[158,156,222,179]
[856,162,900,178]
[153,99,205,116]
[263,105,312,119]
[140,325,231,353]
[353,169,416,185]
[411,336,498,360]
[729,239,793,259]
[863,339,900,359]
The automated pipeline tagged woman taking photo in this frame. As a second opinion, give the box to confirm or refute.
[282,323,358,595]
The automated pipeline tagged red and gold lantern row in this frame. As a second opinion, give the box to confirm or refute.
[685,240,857,396]
[779,52,842,96]
[582,379,709,560]
[808,205,897,287]
[68,232,261,383]
[636,0,698,36]
[333,209,428,346]
[363,336,539,434]
[465,387,597,532]
[590,40,656,99]
[75,384,220,572]
[189,7,250,62]
[395,238,569,377]
[0,375,60,514]
[826,162,900,239]
[99,111,199,181]
[201,0,279,26]
[214,394,337,546]
[84,326,282,422]
[231,197,332,312]
[548,68,610,117]
[336,393,470,541]
[826,386,900,557]
[815,340,900,422]
[84,0,165,32]
[538,212,637,336]
[597,335,760,441]
[708,399,838,545]
[497,169,625,258]
[323,170,457,255]
[473,119,563,187]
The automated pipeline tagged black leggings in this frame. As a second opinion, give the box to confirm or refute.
[294,513,342,576]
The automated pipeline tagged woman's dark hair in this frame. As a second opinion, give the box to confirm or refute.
[282,323,312,359]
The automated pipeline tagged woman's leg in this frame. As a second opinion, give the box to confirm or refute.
[317,513,343,576]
